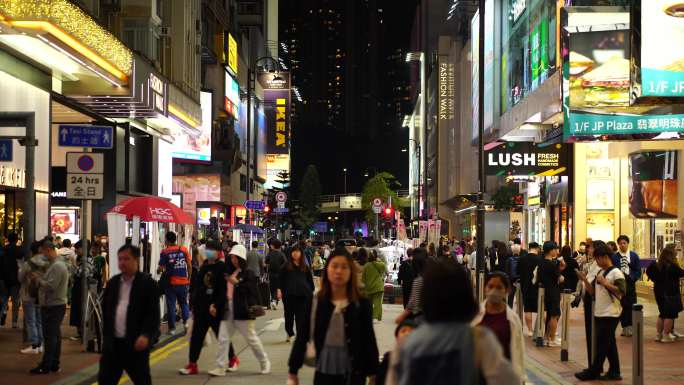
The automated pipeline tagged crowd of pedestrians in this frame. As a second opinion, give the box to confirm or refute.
[2,228,684,384]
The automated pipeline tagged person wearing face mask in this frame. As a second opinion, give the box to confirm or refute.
[179,241,228,375]
[472,272,525,383]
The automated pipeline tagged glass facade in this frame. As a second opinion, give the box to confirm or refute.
[500,0,558,113]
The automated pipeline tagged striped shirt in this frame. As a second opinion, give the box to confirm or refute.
[407,276,424,314]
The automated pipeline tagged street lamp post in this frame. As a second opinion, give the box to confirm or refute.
[476,0,487,302]
[343,168,348,194]
[247,54,281,218]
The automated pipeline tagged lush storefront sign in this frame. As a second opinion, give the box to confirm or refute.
[485,142,569,177]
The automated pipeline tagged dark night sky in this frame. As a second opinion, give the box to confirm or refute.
[281,0,418,196]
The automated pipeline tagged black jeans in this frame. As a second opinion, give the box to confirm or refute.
[401,283,412,309]
[620,277,637,328]
[314,371,366,385]
[40,305,66,369]
[98,338,151,385]
[188,314,235,363]
[583,293,593,366]
[590,317,621,376]
[269,275,280,302]
[283,295,309,337]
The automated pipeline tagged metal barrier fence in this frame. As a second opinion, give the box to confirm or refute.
[560,289,572,361]
[633,304,644,385]
[534,286,546,347]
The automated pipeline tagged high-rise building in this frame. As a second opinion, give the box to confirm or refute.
[281,0,415,194]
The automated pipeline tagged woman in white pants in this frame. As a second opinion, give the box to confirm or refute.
[209,244,271,377]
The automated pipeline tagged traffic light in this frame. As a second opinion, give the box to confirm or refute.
[264,205,271,213]
[384,206,394,217]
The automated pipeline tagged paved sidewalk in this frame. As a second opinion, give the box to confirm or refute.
[0,304,175,385]
[523,296,684,385]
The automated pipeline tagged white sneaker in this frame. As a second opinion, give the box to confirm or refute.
[20,346,39,354]
[655,333,663,342]
[208,367,227,377]
[547,339,562,347]
[661,333,677,343]
[524,330,533,337]
[260,360,271,375]
[37,346,43,353]
[672,330,684,339]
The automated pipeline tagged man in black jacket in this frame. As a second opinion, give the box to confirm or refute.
[98,245,160,385]
[265,239,286,309]
[517,242,541,336]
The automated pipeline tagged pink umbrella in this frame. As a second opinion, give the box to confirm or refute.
[108,196,194,224]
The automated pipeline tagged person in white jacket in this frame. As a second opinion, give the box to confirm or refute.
[472,271,526,383]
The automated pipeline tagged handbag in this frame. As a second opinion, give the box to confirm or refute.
[303,296,318,367]
[248,305,266,318]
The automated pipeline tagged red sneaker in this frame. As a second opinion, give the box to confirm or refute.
[228,357,240,372]
[179,362,198,375]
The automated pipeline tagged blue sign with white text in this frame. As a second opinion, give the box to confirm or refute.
[273,207,289,214]
[58,125,113,149]
[245,200,266,210]
[0,139,12,162]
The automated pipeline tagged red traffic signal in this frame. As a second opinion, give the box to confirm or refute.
[384,206,393,216]
[264,205,271,213]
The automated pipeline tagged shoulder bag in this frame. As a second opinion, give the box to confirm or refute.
[304,296,319,367]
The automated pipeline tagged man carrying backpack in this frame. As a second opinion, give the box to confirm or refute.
[575,241,626,382]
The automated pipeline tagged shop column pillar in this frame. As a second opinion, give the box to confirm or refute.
[678,150,684,264]
[0,112,36,244]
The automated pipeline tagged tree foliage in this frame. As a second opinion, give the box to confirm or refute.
[295,165,322,231]
[361,172,404,230]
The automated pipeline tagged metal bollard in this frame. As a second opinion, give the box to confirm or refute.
[534,286,546,347]
[515,282,524,323]
[478,271,485,304]
[632,304,644,385]
[560,289,572,361]
[472,269,477,297]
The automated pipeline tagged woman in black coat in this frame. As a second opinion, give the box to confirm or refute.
[647,247,684,342]
[288,248,379,385]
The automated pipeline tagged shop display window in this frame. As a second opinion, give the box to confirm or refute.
[501,0,558,112]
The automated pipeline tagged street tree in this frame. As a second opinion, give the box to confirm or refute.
[294,165,322,232]
[361,172,405,236]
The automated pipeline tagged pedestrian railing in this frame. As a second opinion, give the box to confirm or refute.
[560,289,572,361]
[632,304,644,385]
[514,282,524,324]
[534,286,546,347]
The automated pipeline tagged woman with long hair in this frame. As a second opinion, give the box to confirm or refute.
[288,248,379,385]
[362,248,387,321]
[647,247,684,342]
[394,247,428,324]
[279,246,315,343]
[387,261,521,385]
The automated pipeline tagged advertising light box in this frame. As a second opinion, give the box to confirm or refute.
[485,142,569,177]
[225,72,240,119]
[629,151,678,218]
[172,91,212,161]
[562,6,684,140]
[637,0,684,97]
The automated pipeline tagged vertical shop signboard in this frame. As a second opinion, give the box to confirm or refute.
[259,72,291,155]
[530,23,541,90]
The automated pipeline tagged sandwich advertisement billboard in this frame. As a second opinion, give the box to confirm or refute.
[635,0,684,98]
[562,6,684,140]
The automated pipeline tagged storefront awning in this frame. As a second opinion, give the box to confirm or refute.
[0,0,132,86]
